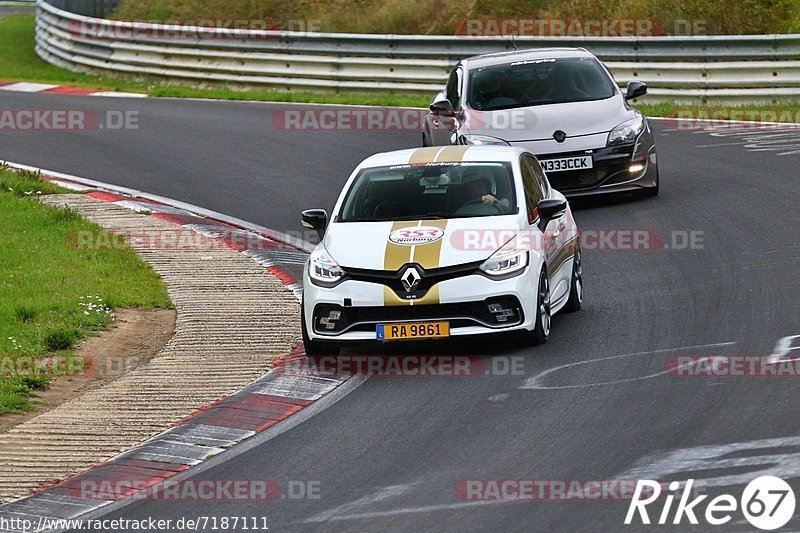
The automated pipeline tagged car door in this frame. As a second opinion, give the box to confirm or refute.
[426,67,462,146]
[521,155,571,301]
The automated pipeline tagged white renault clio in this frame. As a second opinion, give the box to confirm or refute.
[301,145,581,355]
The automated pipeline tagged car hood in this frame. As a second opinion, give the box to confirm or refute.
[462,94,636,142]
[323,216,522,271]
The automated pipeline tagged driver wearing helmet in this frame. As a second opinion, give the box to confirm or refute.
[461,168,509,210]
[465,177,499,205]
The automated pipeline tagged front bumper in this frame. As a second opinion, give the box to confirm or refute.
[536,143,657,196]
[303,268,539,343]
[507,123,658,197]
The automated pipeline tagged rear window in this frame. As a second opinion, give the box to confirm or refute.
[337,162,517,222]
[467,57,617,111]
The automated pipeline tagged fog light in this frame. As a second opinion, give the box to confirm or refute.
[320,309,342,330]
[488,302,516,323]
[629,163,645,173]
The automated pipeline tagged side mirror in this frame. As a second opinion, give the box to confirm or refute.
[537,198,567,231]
[301,209,328,240]
[625,81,648,100]
[429,98,455,117]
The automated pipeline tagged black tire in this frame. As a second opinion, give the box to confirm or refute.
[527,268,551,346]
[562,243,583,313]
[301,304,341,357]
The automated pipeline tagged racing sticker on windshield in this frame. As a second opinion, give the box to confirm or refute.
[510,58,556,66]
[389,226,445,246]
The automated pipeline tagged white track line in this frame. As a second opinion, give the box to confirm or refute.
[0,82,58,92]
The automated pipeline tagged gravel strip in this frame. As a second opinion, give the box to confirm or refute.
[0,195,301,502]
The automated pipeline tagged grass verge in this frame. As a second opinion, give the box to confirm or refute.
[0,167,171,414]
[112,0,800,35]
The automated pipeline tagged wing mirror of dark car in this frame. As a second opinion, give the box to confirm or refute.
[301,209,328,240]
[625,81,648,100]
[429,98,455,117]
[537,198,567,231]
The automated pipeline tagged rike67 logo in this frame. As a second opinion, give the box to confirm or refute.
[626,476,796,530]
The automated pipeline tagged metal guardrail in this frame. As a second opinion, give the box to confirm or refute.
[34,0,800,103]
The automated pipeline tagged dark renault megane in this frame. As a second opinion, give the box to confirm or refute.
[423,47,659,197]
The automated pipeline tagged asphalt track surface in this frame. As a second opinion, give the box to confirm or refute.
[3,92,800,532]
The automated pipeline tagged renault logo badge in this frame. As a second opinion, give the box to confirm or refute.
[400,266,422,293]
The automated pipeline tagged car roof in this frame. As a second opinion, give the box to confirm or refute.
[359,146,528,168]
[462,47,596,69]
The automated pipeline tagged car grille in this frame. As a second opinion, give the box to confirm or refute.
[539,147,634,192]
[548,168,605,190]
[344,261,483,301]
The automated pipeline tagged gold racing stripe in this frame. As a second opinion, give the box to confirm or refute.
[434,145,470,162]
[409,219,448,306]
[384,221,417,306]
[406,146,471,165]
[382,144,468,307]
[384,221,417,271]
[383,286,408,306]
[408,147,443,164]
[412,219,448,270]
[382,220,449,306]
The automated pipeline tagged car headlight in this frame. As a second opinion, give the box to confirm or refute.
[458,134,510,146]
[479,238,529,278]
[308,244,346,287]
[608,116,644,146]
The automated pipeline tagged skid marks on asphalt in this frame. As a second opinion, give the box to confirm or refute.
[300,478,515,524]
[618,435,800,490]
[519,341,737,390]
[616,435,800,529]
[662,124,800,156]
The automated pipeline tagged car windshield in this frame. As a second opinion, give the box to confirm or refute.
[337,162,517,222]
[467,57,617,111]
